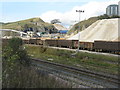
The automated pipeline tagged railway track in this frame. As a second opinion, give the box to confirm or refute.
[31,58,119,88]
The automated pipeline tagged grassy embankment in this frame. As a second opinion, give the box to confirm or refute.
[25,45,119,75]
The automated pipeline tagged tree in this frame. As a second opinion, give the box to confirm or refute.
[3,37,30,66]
[8,38,22,52]
[98,14,110,20]
[51,19,61,24]
[98,14,120,20]
[111,15,120,18]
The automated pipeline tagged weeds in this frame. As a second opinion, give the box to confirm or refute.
[25,45,119,75]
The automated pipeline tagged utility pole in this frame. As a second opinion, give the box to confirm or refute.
[76,10,84,52]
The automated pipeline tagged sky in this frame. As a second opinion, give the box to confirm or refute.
[0,0,119,28]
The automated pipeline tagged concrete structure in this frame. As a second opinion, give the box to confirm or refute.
[106,4,119,16]
[0,29,27,38]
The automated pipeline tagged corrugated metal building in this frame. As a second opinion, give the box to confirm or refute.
[106,4,119,16]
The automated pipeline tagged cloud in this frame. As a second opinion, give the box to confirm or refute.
[40,1,119,27]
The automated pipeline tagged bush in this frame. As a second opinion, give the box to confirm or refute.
[39,46,48,53]
[98,14,120,20]
[110,15,120,18]
[3,37,30,66]
[8,37,22,52]
[98,14,110,20]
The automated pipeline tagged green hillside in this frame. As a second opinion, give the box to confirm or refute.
[2,18,58,33]
[67,17,99,35]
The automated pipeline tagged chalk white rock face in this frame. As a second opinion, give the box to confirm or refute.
[68,18,119,42]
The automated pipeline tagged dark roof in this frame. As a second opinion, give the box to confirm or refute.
[108,4,118,7]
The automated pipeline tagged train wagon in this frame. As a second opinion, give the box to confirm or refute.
[45,39,58,47]
[94,41,107,51]
[94,41,108,52]
[29,38,37,44]
[57,40,72,48]
[79,42,94,50]
[44,40,78,49]
[22,39,29,44]
[72,40,79,49]
[57,40,79,49]
[106,41,120,52]
[36,39,44,45]
[94,41,120,53]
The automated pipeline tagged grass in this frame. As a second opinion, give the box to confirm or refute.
[3,61,71,88]
[25,45,119,75]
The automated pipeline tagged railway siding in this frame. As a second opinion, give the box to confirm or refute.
[31,58,119,88]
[32,58,118,80]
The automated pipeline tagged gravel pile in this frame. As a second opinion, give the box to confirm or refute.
[68,18,119,42]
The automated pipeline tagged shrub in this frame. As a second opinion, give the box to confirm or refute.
[3,37,30,66]
[8,37,22,51]
[98,14,120,20]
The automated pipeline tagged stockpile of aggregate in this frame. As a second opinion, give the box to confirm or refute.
[68,18,119,42]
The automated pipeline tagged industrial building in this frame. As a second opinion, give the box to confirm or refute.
[106,4,119,16]
[118,1,120,16]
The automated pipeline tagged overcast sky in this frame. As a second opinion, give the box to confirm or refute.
[0,0,119,27]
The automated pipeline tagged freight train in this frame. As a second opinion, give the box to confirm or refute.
[2,38,120,54]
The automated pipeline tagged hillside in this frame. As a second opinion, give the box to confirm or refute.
[67,17,99,36]
[68,18,119,42]
[2,18,58,33]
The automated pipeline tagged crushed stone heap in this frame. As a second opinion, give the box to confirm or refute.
[68,18,119,42]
